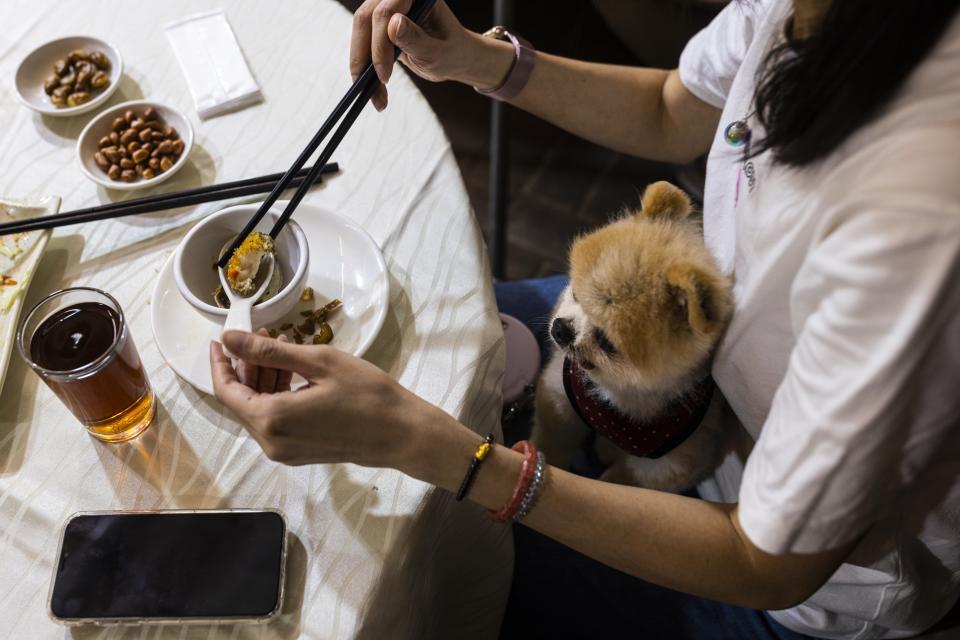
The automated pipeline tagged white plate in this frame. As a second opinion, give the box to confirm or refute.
[77,100,194,191]
[151,203,389,394]
[14,36,122,117]
[0,195,61,395]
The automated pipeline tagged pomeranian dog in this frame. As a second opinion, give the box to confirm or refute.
[532,181,734,492]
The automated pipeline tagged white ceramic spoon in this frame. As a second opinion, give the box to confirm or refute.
[218,250,275,359]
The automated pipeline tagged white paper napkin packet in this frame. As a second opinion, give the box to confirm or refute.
[165,10,263,119]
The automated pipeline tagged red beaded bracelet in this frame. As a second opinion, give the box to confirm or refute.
[488,440,538,523]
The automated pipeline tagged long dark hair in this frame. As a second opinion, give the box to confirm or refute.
[750,1,959,167]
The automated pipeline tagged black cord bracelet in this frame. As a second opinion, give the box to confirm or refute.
[455,433,496,501]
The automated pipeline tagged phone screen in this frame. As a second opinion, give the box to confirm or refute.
[50,511,285,621]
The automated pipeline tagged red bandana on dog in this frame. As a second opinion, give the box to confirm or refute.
[562,358,714,459]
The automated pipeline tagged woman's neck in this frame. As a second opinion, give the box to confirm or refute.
[792,0,831,38]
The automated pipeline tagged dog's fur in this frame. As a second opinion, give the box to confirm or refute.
[532,181,734,492]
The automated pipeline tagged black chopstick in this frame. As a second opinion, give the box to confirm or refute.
[217,0,438,268]
[0,168,334,235]
[269,80,378,238]
[60,162,338,219]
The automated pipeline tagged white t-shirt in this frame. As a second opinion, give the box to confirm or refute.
[679,1,960,638]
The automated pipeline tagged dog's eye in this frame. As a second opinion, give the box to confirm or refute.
[594,329,617,355]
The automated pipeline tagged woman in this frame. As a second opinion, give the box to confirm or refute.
[209,0,960,637]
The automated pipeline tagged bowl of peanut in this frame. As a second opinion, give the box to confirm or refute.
[77,100,194,190]
[15,36,122,117]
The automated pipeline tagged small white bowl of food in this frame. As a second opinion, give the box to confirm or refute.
[15,36,122,117]
[77,100,193,190]
[174,204,310,330]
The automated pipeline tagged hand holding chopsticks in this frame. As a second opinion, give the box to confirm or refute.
[216,0,439,268]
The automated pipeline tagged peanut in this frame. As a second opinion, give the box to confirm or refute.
[94,152,110,170]
[90,71,109,90]
[120,169,136,182]
[90,51,110,70]
[75,70,92,89]
[66,92,91,107]
[102,147,119,164]
[107,164,121,180]
[44,75,60,95]
[160,157,173,172]
[132,149,149,164]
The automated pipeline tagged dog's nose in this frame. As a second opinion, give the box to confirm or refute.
[551,317,576,347]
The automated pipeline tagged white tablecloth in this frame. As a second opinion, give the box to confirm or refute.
[0,1,511,638]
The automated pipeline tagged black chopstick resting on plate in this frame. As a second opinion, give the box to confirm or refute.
[0,163,339,236]
[60,162,339,219]
[216,0,439,268]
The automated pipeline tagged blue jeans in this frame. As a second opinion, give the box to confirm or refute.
[495,277,813,640]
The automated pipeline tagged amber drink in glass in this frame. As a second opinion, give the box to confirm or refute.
[17,287,154,442]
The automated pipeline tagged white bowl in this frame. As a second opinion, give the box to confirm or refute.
[155,203,389,394]
[15,36,122,117]
[77,100,194,191]
[174,204,310,328]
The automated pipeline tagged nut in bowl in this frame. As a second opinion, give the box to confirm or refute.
[174,204,310,330]
[15,36,122,117]
[77,100,193,191]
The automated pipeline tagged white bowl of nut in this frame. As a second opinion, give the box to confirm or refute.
[77,100,193,190]
[15,36,122,117]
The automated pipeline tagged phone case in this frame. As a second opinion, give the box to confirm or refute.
[47,508,288,627]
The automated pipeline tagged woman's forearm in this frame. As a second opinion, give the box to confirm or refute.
[401,405,851,611]
[451,33,720,163]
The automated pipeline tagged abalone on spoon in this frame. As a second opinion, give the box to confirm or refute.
[217,235,277,359]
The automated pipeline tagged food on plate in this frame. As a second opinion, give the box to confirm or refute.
[45,48,111,108]
[0,204,47,312]
[264,295,343,344]
[95,107,184,183]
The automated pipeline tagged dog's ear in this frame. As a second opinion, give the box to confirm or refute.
[637,181,692,220]
[666,264,731,335]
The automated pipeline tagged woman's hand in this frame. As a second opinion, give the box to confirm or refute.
[233,329,294,393]
[350,0,513,110]
[209,329,438,467]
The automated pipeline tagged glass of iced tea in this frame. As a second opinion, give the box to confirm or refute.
[16,287,154,442]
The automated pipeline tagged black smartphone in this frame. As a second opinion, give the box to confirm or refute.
[49,510,286,625]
